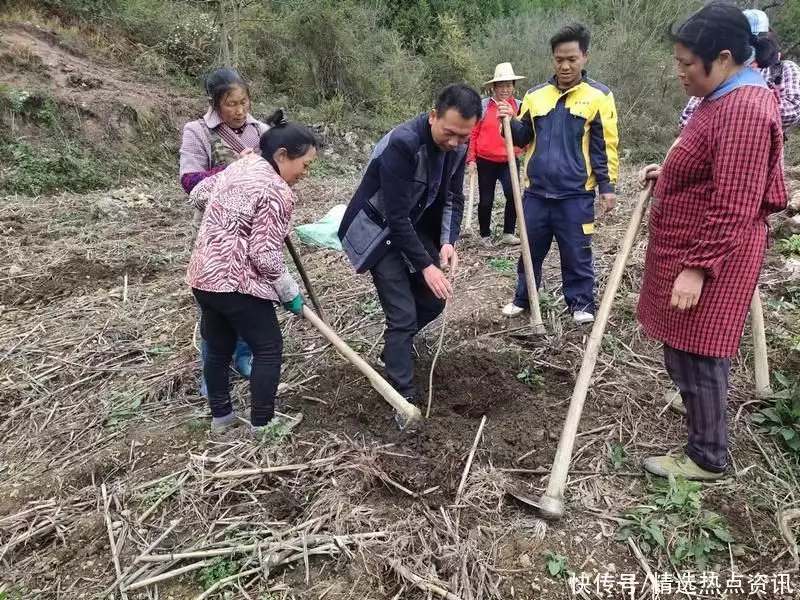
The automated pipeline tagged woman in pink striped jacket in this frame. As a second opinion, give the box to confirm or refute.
[187,110,317,437]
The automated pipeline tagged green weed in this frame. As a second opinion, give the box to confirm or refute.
[488,258,515,274]
[608,443,629,471]
[543,550,569,579]
[777,235,800,258]
[105,392,142,429]
[517,366,544,390]
[253,420,293,446]
[345,340,366,352]
[752,373,800,455]
[198,557,240,588]
[148,255,174,266]
[136,478,176,508]
[538,291,559,312]
[185,419,207,432]
[147,346,172,356]
[616,476,733,570]
[360,298,381,315]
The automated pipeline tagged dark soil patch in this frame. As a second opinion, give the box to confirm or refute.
[299,349,579,496]
[1,255,162,305]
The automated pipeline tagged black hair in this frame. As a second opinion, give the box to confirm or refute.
[768,28,782,52]
[205,68,250,111]
[259,109,318,172]
[754,33,780,68]
[550,23,590,54]
[672,4,758,74]
[434,83,482,121]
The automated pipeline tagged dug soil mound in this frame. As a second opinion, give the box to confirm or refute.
[300,349,577,494]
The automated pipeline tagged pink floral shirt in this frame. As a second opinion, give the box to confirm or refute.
[186,154,299,303]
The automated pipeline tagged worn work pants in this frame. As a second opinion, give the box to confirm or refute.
[513,193,596,314]
[370,240,445,400]
[193,290,283,427]
[664,345,731,472]
[476,157,518,238]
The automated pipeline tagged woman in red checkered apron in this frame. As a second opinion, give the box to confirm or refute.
[638,4,787,480]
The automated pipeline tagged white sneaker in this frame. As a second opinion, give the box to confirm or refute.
[478,236,493,247]
[573,310,595,325]
[502,303,525,318]
[500,233,521,246]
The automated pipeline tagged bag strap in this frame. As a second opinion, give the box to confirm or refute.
[200,120,248,154]
[214,124,248,154]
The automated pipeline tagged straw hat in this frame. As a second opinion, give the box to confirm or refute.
[484,62,526,85]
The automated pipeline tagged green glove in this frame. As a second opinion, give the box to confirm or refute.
[283,294,303,315]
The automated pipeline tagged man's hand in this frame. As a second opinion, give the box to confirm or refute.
[440,244,458,278]
[638,164,662,189]
[600,192,616,212]
[422,265,453,300]
[440,244,455,267]
[671,268,705,311]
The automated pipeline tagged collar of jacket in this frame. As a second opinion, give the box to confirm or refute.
[203,108,260,130]
[415,112,437,152]
[548,70,588,94]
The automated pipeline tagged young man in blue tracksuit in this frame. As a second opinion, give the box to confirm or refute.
[498,23,619,325]
[338,83,482,429]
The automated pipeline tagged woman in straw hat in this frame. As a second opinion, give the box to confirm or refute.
[467,63,526,247]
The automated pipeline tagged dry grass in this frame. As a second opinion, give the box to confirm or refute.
[1,169,799,599]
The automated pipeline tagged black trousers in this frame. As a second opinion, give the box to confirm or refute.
[192,289,283,426]
[370,243,445,400]
[476,156,518,237]
[663,345,731,472]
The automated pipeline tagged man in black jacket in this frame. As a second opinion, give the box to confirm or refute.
[339,83,481,428]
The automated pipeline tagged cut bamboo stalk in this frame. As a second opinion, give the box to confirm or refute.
[302,306,421,424]
[750,286,772,398]
[502,117,545,335]
[539,184,653,520]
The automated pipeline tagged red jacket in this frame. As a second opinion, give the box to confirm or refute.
[467,98,523,164]
[637,85,786,358]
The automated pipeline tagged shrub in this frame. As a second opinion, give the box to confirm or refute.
[160,13,218,78]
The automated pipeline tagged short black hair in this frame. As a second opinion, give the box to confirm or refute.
[260,109,318,171]
[434,83,482,121]
[205,68,250,111]
[754,33,780,68]
[672,4,756,74]
[550,23,590,54]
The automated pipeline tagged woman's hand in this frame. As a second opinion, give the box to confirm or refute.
[496,101,515,120]
[638,164,661,189]
[239,148,254,158]
[671,268,705,311]
[283,293,304,315]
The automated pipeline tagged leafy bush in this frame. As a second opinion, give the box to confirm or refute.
[161,13,218,77]
[15,0,800,156]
